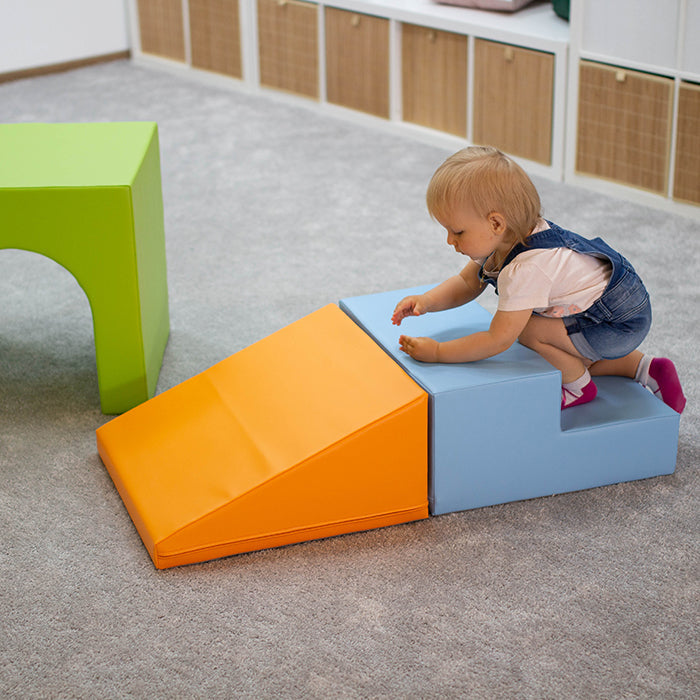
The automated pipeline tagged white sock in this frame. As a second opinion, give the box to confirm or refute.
[562,369,591,398]
[635,354,659,393]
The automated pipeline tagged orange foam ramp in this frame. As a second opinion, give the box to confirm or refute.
[97,304,428,568]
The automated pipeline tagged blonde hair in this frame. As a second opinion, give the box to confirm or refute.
[426,146,542,244]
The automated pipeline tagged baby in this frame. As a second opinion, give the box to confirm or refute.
[392,146,686,412]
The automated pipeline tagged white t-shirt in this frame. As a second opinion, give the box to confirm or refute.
[495,247,612,317]
[478,222,612,318]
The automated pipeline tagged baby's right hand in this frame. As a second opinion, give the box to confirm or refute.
[391,295,427,326]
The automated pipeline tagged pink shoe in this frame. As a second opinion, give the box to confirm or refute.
[649,358,686,414]
[561,379,598,409]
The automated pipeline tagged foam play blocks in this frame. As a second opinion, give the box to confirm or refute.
[0,122,169,413]
[97,304,429,568]
[340,285,680,515]
[97,285,679,568]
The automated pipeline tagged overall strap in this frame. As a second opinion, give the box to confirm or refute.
[478,222,569,289]
[477,221,626,290]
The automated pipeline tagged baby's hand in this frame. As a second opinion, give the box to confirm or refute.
[391,295,427,326]
[399,335,439,363]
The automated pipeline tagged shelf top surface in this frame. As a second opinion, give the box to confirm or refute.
[322,0,570,48]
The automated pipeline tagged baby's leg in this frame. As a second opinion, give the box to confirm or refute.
[518,316,596,409]
[519,316,590,382]
[518,314,591,384]
[591,352,686,414]
[589,350,643,379]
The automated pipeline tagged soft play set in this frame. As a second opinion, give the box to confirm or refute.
[2,122,680,569]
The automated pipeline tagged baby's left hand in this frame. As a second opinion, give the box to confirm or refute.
[399,335,439,362]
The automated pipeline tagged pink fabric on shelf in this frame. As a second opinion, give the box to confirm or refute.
[434,0,537,12]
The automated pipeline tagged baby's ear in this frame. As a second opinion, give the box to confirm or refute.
[489,211,507,233]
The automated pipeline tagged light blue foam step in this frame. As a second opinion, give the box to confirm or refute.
[340,285,679,515]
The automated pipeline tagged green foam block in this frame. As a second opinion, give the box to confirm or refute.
[0,122,169,413]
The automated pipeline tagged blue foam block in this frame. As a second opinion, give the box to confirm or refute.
[340,285,679,515]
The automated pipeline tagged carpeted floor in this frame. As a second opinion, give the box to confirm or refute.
[0,60,698,698]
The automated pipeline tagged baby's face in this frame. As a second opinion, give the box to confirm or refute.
[437,205,506,260]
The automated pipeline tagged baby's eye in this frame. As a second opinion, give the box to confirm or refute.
[453,230,463,236]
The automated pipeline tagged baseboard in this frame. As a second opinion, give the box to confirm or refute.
[0,50,131,84]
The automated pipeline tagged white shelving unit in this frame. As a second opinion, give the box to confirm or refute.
[125,0,699,218]
[566,0,700,218]
[127,0,570,180]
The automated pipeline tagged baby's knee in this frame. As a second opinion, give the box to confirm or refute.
[518,318,538,348]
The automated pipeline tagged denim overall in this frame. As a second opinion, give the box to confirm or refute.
[478,220,651,361]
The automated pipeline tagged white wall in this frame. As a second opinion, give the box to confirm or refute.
[0,0,131,74]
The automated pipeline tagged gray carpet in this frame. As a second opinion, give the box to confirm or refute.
[0,60,698,699]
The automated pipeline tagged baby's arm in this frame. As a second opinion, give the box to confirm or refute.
[391,261,484,326]
[399,307,533,363]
